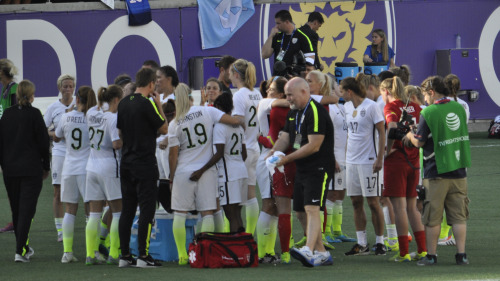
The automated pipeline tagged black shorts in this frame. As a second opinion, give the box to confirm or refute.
[293,168,331,212]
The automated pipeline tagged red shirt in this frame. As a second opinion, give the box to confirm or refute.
[384,100,421,162]
[258,106,289,149]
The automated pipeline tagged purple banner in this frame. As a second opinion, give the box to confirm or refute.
[0,1,499,119]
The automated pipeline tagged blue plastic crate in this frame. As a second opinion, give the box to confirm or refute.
[130,211,198,261]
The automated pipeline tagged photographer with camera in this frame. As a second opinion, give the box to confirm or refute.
[380,77,427,263]
[405,76,471,266]
[261,10,315,77]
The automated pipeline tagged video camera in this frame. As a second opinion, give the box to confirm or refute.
[273,51,306,77]
[388,107,415,140]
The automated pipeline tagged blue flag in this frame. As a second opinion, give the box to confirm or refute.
[198,0,255,50]
[125,0,152,26]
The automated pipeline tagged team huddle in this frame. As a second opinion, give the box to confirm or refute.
[1,47,471,268]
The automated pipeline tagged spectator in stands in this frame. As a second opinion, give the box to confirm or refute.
[363,29,395,68]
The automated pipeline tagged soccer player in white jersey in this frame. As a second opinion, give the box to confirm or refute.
[212,92,248,232]
[44,74,76,242]
[229,59,263,235]
[340,77,387,256]
[85,85,124,265]
[362,73,399,252]
[54,86,96,263]
[168,84,243,265]
[325,102,357,244]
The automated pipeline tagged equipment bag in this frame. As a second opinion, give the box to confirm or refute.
[488,115,500,139]
[188,232,258,268]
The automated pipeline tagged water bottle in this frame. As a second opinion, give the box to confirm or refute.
[455,34,461,49]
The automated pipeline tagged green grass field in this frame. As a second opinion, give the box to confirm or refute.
[1,132,499,281]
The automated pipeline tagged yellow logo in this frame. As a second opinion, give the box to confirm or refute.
[289,2,373,75]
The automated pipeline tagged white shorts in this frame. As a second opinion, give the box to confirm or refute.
[172,168,218,212]
[51,156,64,185]
[61,174,87,203]
[218,178,248,206]
[85,171,122,201]
[256,151,272,199]
[329,164,346,191]
[346,163,382,197]
[156,147,166,179]
[244,149,259,186]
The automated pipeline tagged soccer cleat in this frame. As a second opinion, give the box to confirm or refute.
[325,234,342,243]
[410,251,427,261]
[345,244,370,256]
[334,233,357,243]
[408,232,413,243]
[455,253,469,265]
[313,250,333,266]
[438,235,456,246]
[107,256,119,265]
[294,236,307,248]
[57,232,63,242]
[417,255,437,266]
[86,256,103,265]
[61,252,78,263]
[259,253,280,264]
[118,255,137,268]
[178,256,188,266]
[0,222,14,233]
[374,243,387,256]
[290,246,315,267]
[322,235,335,250]
[25,247,34,260]
[137,255,162,268]
[14,254,29,263]
[289,235,295,249]
[280,252,291,264]
[98,243,109,259]
[384,238,399,252]
[388,253,411,262]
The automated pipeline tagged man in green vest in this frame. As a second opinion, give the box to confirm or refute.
[405,76,471,266]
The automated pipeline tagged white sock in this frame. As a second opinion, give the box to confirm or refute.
[386,224,398,240]
[195,213,203,234]
[376,235,384,245]
[356,230,367,247]
[382,206,392,225]
[55,217,63,233]
[213,210,224,232]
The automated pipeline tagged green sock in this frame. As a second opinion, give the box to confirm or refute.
[86,213,100,258]
[62,213,75,253]
[332,200,343,235]
[266,216,278,256]
[289,213,294,248]
[201,215,214,233]
[224,214,230,233]
[440,214,451,239]
[173,213,188,259]
[109,213,120,259]
[325,200,334,236]
[245,198,259,235]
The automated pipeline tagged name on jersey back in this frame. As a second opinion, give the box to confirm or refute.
[67,115,87,124]
[177,110,203,125]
